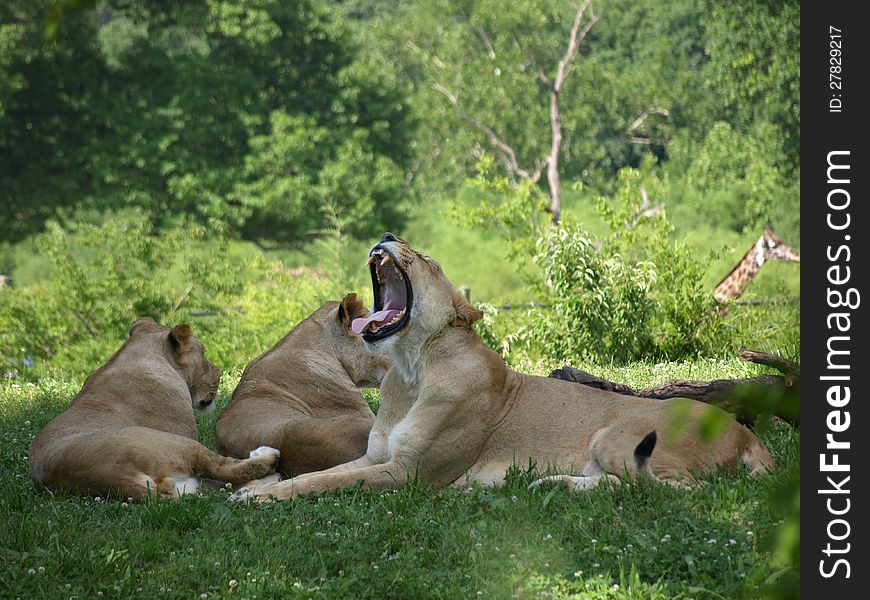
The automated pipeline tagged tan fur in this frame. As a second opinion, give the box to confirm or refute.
[29,318,280,500]
[236,238,774,501]
[215,294,392,476]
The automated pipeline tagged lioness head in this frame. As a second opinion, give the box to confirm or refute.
[351,233,482,344]
[128,318,222,412]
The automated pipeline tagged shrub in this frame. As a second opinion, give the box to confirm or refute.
[456,160,728,364]
[515,227,659,363]
[0,216,334,381]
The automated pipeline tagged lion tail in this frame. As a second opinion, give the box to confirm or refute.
[633,430,657,478]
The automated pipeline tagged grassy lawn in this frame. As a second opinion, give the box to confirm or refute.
[1,358,797,599]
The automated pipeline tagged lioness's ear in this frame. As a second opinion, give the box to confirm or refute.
[338,293,369,330]
[450,293,483,328]
[129,317,157,337]
[169,324,195,360]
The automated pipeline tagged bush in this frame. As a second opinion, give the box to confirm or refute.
[457,160,728,364]
[517,227,659,363]
[0,216,335,380]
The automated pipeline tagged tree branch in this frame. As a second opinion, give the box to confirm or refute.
[626,108,670,133]
[549,350,800,425]
[472,24,496,60]
[553,0,600,93]
[547,1,600,224]
[630,186,665,226]
[432,82,540,182]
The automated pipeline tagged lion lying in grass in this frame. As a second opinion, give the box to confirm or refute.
[215,294,391,476]
[233,233,773,501]
[29,318,280,500]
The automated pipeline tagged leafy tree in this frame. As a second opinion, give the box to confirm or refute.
[0,1,110,243]
[0,0,414,246]
[703,0,800,170]
[366,0,717,205]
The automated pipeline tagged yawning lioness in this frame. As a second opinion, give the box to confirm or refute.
[234,233,773,501]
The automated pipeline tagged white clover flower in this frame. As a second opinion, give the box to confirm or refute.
[229,580,238,588]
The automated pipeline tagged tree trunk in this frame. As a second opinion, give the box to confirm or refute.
[549,351,800,426]
[547,90,563,225]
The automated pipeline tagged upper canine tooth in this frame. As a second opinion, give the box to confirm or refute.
[367,256,376,266]
[380,255,393,266]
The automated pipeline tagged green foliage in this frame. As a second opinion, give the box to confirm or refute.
[445,154,549,258]
[0,0,413,246]
[0,216,334,379]
[520,226,659,363]
[462,162,725,364]
[703,0,800,169]
[666,122,793,235]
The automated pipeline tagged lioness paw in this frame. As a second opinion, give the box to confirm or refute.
[228,487,254,502]
[249,446,280,461]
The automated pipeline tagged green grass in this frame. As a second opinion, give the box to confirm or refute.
[1,358,798,599]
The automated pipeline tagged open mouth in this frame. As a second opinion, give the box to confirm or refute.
[351,247,412,341]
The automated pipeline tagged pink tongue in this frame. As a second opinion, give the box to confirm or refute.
[351,310,400,335]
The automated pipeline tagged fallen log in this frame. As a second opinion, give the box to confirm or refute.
[549,350,799,426]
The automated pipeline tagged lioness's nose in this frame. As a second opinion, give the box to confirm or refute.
[380,232,398,243]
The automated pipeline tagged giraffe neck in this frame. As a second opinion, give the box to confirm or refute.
[713,237,765,303]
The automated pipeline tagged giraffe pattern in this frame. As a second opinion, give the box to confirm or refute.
[713,227,800,304]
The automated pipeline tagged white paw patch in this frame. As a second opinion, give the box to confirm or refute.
[229,487,252,502]
[139,474,157,492]
[249,446,280,460]
[170,475,199,497]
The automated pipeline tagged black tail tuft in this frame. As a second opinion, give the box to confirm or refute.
[633,430,657,470]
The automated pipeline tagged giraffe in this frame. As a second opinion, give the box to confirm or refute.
[713,227,800,305]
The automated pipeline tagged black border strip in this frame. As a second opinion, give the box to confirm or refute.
[802,3,869,594]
